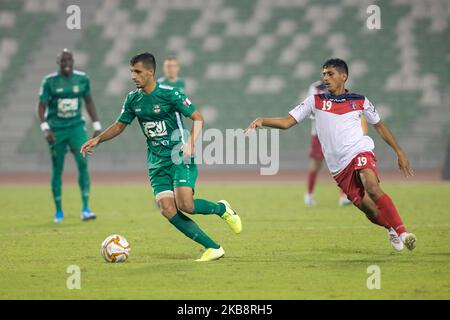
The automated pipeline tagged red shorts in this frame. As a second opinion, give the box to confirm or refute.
[309,135,324,161]
[333,151,379,206]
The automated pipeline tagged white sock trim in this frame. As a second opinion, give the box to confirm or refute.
[155,190,175,201]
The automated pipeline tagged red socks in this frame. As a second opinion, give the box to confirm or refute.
[375,194,407,235]
[366,212,390,229]
[307,171,318,194]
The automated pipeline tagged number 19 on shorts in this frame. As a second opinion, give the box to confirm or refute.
[356,156,367,167]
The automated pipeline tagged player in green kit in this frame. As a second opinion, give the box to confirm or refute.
[154,56,185,209]
[157,56,186,91]
[81,53,242,262]
[37,49,101,223]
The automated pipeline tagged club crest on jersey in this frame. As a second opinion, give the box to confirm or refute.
[350,101,357,110]
[153,104,161,113]
[73,85,79,93]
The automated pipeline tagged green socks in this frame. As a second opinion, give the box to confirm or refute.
[54,196,62,212]
[51,176,63,212]
[193,199,226,216]
[74,152,90,211]
[81,192,89,212]
[169,211,220,249]
[51,158,63,212]
[169,200,224,249]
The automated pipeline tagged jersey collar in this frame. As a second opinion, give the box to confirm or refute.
[140,82,159,96]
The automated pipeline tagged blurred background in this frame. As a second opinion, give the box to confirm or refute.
[0,0,449,176]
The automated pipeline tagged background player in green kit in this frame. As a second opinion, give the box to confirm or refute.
[37,49,101,223]
[157,56,185,91]
[81,52,242,262]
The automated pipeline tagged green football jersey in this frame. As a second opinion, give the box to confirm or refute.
[39,70,90,130]
[117,83,196,168]
[157,76,186,91]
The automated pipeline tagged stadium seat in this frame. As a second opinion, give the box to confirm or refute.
[1,0,447,170]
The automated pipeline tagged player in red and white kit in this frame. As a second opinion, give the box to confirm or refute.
[246,59,416,251]
[305,81,368,207]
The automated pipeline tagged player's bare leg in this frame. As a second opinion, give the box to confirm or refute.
[357,192,383,224]
[173,186,195,214]
[359,169,416,250]
[175,186,242,234]
[305,158,322,207]
[157,192,223,261]
[157,194,178,220]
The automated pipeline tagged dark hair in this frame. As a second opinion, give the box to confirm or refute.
[322,58,348,75]
[130,52,156,71]
[57,48,73,61]
[164,55,178,61]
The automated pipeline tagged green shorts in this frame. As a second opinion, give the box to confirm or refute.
[148,159,198,197]
[49,123,87,156]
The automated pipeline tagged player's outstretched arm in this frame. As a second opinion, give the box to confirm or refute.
[373,121,414,177]
[182,111,203,157]
[81,121,127,157]
[244,115,297,133]
[84,94,102,137]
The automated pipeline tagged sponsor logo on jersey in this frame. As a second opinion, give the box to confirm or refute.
[57,98,79,118]
[73,85,79,93]
[143,121,167,138]
[328,97,346,103]
[56,88,64,93]
[135,108,141,112]
[151,140,169,146]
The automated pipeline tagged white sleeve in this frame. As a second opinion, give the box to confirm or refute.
[308,84,316,96]
[307,85,316,120]
[363,97,381,124]
[289,95,314,123]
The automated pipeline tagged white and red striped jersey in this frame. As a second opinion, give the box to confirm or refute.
[289,92,381,175]
[307,81,327,136]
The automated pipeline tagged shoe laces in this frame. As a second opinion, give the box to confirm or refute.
[389,232,401,244]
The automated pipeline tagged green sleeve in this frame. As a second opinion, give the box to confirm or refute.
[39,77,51,102]
[172,89,196,117]
[117,94,136,124]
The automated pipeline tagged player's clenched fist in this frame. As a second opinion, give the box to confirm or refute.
[244,118,263,133]
[81,137,100,157]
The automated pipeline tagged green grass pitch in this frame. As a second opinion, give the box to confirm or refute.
[1,182,449,299]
